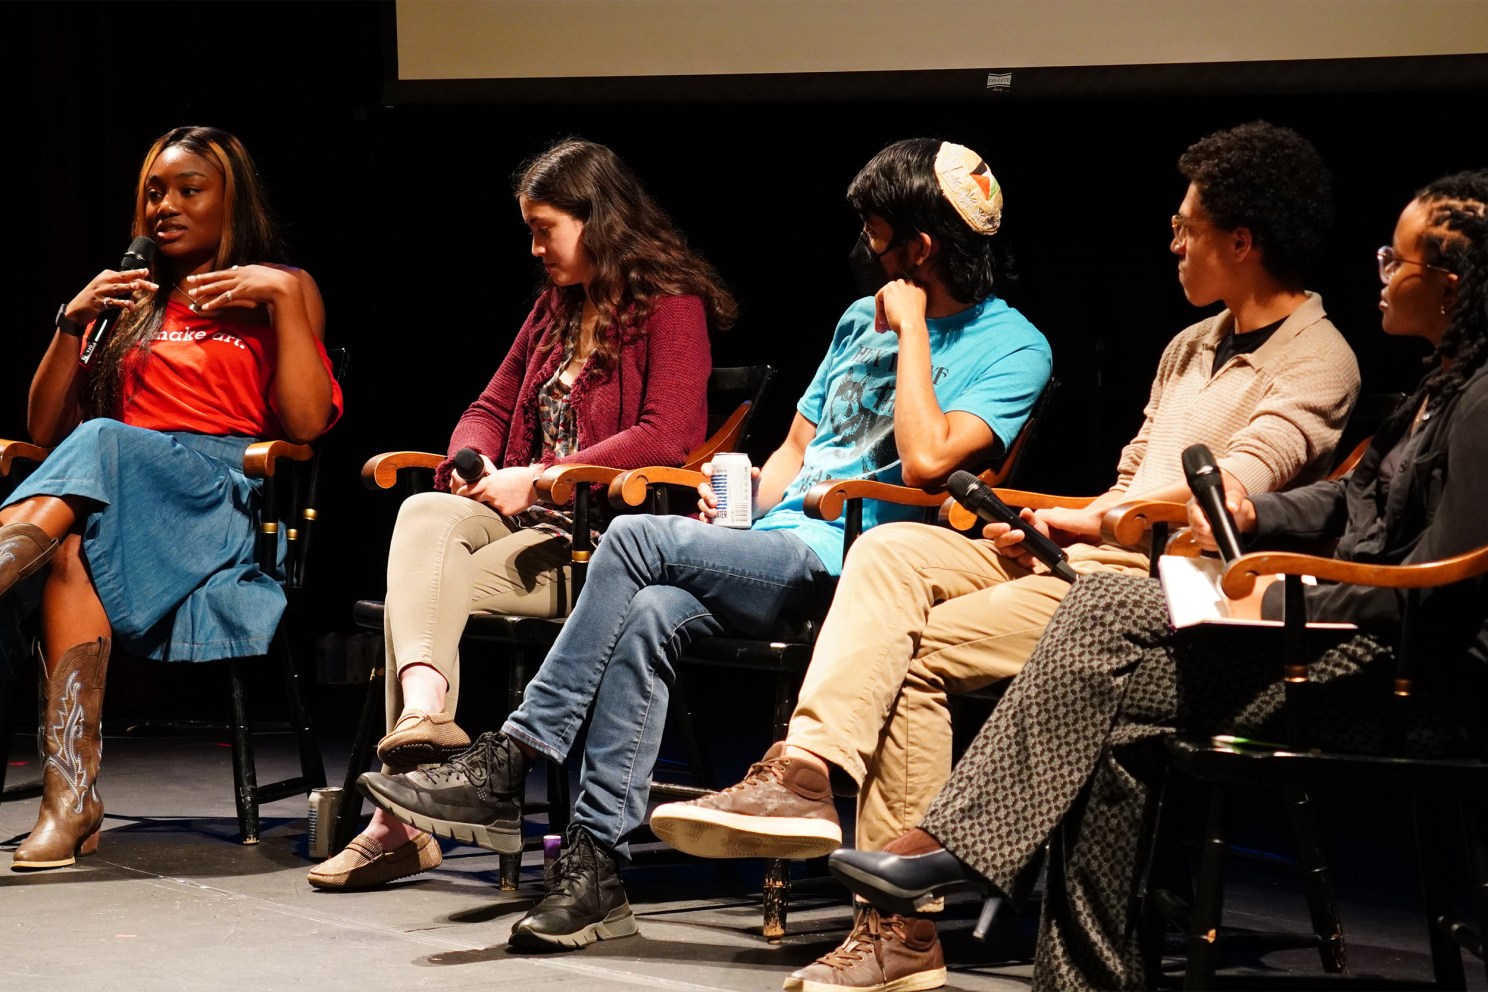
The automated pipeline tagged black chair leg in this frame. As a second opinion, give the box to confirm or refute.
[334,667,386,854]
[1184,785,1231,990]
[228,657,260,844]
[1465,796,1488,984]
[1285,787,1347,972]
[761,669,802,939]
[0,677,12,804]
[1415,796,1468,988]
[277,626,326,794]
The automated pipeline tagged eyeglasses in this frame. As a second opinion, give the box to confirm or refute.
[1376,246,1454,284]
[1170,214,1222,245]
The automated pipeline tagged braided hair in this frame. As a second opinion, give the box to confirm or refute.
[1417,170,1488,403]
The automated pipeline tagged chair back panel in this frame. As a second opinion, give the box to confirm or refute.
[276,347,348,590]
[984,376,1058,488]
[1328,391,1406,479]
[682,365,776,472]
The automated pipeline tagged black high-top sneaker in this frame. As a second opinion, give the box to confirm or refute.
[509,825,638,950]
[357,731,530,853]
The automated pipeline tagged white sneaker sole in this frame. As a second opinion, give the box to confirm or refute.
[650,805,841,860]
[788,966,947,992]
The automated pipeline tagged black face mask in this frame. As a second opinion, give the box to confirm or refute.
[848,232,896,298]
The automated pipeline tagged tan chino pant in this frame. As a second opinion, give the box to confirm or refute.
[785,521,1149,849]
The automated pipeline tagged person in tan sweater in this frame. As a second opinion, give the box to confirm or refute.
[649,121,1362,992]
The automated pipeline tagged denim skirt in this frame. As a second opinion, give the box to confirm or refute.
[3,419,285,662]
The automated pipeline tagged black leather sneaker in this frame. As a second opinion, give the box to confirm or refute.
[357,731,529,853]
[509,825,638,950]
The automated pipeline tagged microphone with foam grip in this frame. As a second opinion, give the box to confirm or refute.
[80,236,157,366]
[948,470,1079,584]
[1181,444,1244,564]
[451,447,487,485]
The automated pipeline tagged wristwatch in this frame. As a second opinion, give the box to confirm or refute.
[55,304,86,337]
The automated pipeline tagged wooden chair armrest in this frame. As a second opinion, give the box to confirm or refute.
[609,466,709,508]
[538,464,623,504]
[681,401,752,472]
[1165,530,1203,558]
[1,438,51,476]
[1220,543,1488,599]
[361,450,443,490]
[1100,500,1189,549]
[945,489,1097,532]
[803,479,948,522]
[1327,436,1373,480]
[244,440,314,479]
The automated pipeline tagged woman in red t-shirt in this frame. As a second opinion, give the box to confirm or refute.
[0,126,342,870]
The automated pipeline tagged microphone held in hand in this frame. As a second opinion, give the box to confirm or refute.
[451,448,487,485]
[1181,444,1243,564]
[79,236,157,366]
[948,470,1079,584]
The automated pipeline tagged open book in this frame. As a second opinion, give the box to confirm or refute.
[1158,555,1358,631]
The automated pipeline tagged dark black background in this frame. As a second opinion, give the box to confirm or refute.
[8,1,1486,635]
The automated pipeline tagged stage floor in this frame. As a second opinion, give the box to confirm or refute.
[2,728,1480,992]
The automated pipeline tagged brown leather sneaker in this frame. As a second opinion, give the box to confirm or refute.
[650,742,841,859]
[783,907,945,992]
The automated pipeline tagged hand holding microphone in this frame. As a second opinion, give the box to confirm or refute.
[78,237,157,365]
[948,471,1079,584]
[451,447,487,485]
[1180,444,1246,564]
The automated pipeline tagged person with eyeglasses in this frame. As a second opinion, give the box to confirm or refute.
[645,120,1359,992]
[828,169,1488,992]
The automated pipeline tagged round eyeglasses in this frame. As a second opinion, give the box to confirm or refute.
[1377,246,1453,284]
[1170,214,1222,245]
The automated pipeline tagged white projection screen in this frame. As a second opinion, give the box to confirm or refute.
[390,0,1488,99]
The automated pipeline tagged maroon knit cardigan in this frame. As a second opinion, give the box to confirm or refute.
[435,291,711,490]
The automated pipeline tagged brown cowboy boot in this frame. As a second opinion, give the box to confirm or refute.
[0,521,58,600]
[13,637,111,870]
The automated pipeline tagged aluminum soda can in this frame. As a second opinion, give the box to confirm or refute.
[710,452,753,528]
[307,786,343,859]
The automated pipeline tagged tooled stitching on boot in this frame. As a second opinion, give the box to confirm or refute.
[42,671,93,815]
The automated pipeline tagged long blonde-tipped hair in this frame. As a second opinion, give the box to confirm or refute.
[91,126,286,418]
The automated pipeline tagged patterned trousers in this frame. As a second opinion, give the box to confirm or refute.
[920,571,1473,991]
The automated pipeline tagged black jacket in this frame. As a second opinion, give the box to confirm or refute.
[1250,363,1488,670]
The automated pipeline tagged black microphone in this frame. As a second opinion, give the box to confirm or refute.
[79,236,157,366]
[451,447,486,484]
[1181,444,1243,564]
[948,470,1079,584]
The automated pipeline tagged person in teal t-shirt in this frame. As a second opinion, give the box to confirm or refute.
[355,138,1052,952]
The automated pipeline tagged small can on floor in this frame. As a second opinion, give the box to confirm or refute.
[543,833,564,890]
[307,787,343,859]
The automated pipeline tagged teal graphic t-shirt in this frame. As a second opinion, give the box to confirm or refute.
[752,294,1051,574]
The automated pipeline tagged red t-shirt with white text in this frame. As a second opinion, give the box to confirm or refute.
[107,298,342,438]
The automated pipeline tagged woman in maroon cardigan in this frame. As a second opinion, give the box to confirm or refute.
[310,139,734,889]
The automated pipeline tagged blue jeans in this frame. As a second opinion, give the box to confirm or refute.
[503,514,833,859]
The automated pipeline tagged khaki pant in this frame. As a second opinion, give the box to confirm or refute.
[382,491,572,733]
[785,521,1149,850]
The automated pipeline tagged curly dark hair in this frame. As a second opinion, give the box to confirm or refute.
[514,138,736,367]
[1416,170,1488,403]
[846,138,1013,304]
[1178,121,1332,286]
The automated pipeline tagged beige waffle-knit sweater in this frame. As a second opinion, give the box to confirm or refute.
[1112,292,1359,499]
